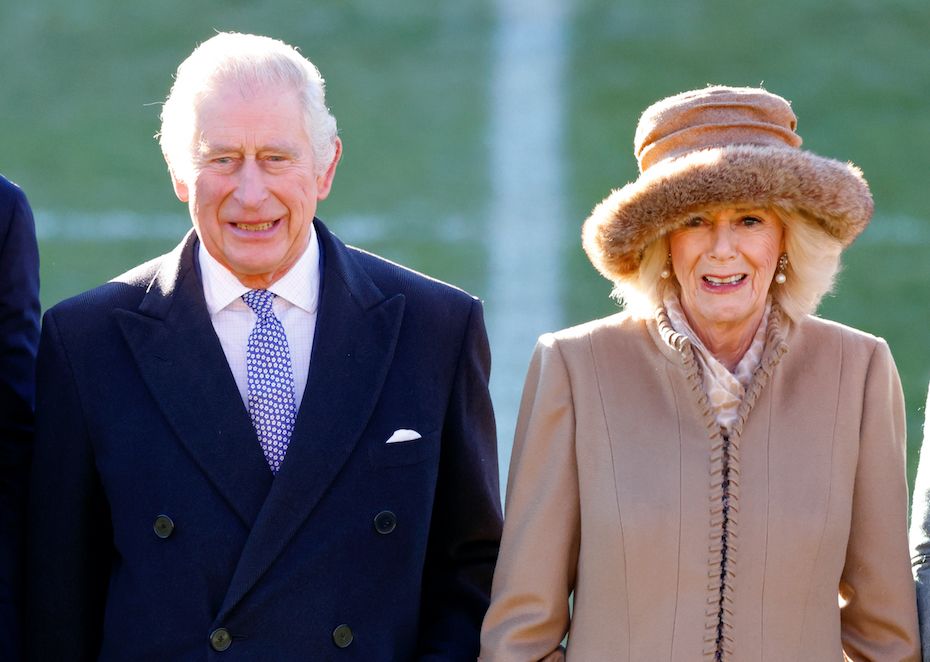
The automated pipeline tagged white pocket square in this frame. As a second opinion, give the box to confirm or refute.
[386,429,422,444]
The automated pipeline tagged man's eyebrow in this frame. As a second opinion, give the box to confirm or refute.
[196,140,237,157]
[259,142,302,156]
[196,141,302,156]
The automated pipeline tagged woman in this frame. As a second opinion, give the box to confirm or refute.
[480,86,919,661]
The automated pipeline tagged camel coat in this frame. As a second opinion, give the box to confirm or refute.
[480,309,918,661]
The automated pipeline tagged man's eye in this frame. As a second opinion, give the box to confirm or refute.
[742,215,762,226]
[212,156,234,165]
[682,216,704,228]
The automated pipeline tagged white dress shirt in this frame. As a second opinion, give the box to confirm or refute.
[197,229,320,410]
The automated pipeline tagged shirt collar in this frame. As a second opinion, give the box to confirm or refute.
[198,223,321,314]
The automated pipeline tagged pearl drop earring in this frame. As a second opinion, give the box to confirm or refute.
[774,253,788,284]
[660,253,671,279]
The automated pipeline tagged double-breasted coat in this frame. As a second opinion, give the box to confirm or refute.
[27,220,503,660]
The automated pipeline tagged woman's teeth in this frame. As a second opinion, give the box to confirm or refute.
[236,221,275,231]
[704,274,745,285]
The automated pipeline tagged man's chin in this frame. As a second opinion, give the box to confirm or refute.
[227,258,296,289]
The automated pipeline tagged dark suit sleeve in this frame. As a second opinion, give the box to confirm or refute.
[26,311,112,661]
[0,181,40,660]
[417,298,503,661]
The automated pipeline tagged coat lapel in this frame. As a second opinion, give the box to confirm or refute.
[113,231,272,528]
[218,220,404,616]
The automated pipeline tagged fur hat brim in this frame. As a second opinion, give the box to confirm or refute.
[582,144,873,281]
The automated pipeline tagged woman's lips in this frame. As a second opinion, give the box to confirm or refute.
[701,274,747,291]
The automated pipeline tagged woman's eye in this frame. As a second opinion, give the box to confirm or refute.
[742,215,762,226]
[683,216,704,228]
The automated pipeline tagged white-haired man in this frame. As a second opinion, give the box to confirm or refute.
[27,32,501,661]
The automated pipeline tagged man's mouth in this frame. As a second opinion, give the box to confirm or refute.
[234,220,277,231]
[703,274,746,286]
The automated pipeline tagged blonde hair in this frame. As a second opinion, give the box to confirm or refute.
[775,206,843,322]
[610,233,671,319]
[611,206,844,322]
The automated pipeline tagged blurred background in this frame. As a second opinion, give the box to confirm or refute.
[1,0,928,491]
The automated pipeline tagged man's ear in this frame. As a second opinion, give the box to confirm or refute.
[169,165,190,203]
[315,137,342,201]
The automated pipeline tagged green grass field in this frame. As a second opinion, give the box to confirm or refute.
[1,0,928,486]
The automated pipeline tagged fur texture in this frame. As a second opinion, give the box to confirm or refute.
[582,143,872,281]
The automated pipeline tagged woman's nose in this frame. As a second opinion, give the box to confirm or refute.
[708,223,737,260]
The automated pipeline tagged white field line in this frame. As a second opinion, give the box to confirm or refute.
[34,210,930,245]
[34,210,190,241]
[486,0,570,488]
[32,210,476,244]
[856,213,930,243]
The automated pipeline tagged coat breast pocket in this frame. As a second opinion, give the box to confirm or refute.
[368,431,440,468]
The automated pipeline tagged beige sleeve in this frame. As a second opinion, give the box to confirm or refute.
[479,336,579,662]
[839,339,920,661]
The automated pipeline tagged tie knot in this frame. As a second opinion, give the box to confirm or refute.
[242,289,276,316]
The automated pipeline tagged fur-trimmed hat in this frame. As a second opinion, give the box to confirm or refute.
[582,85,873,281]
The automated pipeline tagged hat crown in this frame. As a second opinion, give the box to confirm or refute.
[635,86,802,173]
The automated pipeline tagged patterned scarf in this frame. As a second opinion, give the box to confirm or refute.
[663,293,771,432]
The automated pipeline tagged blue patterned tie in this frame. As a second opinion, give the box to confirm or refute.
[242,289,297,474]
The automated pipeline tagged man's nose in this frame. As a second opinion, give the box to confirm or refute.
[233,160,269,208]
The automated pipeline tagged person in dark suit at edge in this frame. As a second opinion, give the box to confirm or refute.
[26,32,502,661]
[0,174,40,661]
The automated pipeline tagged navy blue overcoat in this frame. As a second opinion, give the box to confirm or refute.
[0,175,40,660]
[27,219,502,661]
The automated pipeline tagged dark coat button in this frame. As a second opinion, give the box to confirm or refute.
[210,627,232,651]
[153,515,174,539]
[332,624,353,648]
[373,510,396,535]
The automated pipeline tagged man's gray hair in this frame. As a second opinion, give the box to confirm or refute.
[158,32,338,180]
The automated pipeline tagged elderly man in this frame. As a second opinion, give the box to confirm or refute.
[27,33,501,660]
[0,174,40,660]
